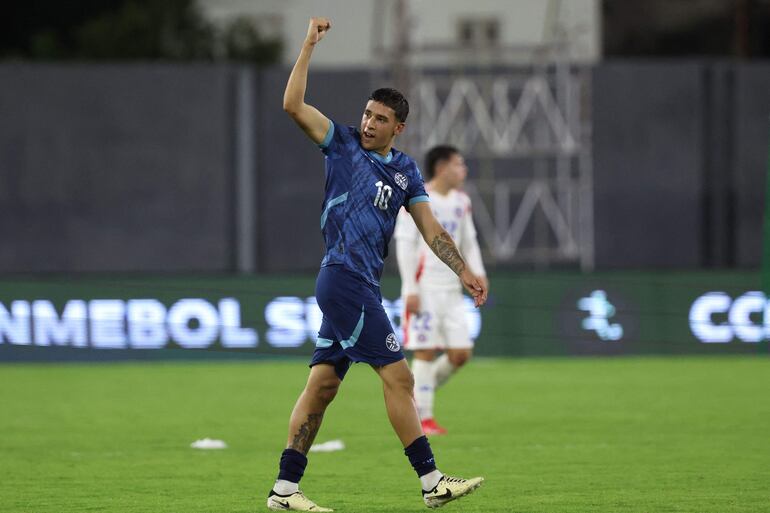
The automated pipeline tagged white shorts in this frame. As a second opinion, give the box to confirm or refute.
[403,289,473,350]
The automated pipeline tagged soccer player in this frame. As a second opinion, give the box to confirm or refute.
[394,145,488,436]
[266,17,488,512]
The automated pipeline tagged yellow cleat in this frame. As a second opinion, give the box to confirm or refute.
[422,475,484,508]
[266,490,333,512]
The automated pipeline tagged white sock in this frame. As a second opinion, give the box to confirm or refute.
[434,353,456,389]
[273,479,299,495]
[420,469,443,491]
[411,358,436,420]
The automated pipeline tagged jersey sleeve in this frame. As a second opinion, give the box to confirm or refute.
[317,120,357,158]
[394,208,422,296]
[403,164,430,212]
[459,195,487,277]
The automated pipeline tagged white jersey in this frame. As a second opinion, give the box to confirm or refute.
[394,187,486,294]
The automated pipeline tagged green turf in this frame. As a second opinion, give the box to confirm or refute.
[1,356,768,512]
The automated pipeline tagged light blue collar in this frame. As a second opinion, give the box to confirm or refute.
[368,150,393,164]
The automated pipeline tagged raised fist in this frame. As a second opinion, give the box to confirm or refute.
[306,17,331,46]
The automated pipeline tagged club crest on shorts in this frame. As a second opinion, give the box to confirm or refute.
[385,333,400,352]
[394,173,408,191]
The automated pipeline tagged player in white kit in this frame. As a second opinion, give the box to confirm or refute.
[394,145,488,435]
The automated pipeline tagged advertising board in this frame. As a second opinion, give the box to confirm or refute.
[0,271,765,361]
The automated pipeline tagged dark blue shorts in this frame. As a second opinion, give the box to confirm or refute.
[310,264,404,380]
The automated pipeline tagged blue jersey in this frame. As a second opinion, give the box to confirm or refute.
[318,120,429,287]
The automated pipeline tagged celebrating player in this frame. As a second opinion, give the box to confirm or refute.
[395,145,488,436]
[266,17,488,512]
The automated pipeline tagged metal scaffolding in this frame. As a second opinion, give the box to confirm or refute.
[373,0,595,271]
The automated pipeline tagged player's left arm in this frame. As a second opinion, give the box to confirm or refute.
[409,201,488,307]
[459,198,489,292]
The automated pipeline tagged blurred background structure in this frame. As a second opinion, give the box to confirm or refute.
[1,0,769,359]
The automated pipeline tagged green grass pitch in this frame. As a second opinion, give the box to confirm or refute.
[1,356,768,512]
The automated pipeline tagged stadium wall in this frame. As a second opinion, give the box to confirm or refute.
[0,62,768,273]
[0,271,766,362]
[593,61,770,269]
[0,64,234,273]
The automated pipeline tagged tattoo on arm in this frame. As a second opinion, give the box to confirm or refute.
[430,231,466,276]
[290,413,324,453]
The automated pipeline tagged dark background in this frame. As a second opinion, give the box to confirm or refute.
[1,0,769,274]
[1,61,768,272]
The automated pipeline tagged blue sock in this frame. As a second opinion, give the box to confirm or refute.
[404,435,437,477]
[277,448,308,483]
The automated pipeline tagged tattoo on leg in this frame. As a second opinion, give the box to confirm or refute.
[290,413,324,453]
[429,231,466,276]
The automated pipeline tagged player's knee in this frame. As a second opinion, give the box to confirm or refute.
[402,370,415,390]
[449,351,471,368]
[312,379,340,406]
[384,369,415,393]
[318,383,340,405]
[414,349,436,361]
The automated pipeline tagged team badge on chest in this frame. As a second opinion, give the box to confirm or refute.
[394,172,408,191]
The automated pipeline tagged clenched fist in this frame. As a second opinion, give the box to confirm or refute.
[305,17,331,46]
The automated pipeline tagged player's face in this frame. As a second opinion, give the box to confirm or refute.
[360,100,405,152]
[441,153,468,188]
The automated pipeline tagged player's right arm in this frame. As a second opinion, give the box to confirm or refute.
[394,210,422,314]
[283,17,332,144]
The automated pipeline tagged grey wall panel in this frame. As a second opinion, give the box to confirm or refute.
[592,62,704,268]
[256,68,374,272]
[734,64,770,268]
[1,63,768,273]
[0,64,232,272]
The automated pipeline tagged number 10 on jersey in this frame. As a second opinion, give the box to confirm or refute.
[374,181,393,210]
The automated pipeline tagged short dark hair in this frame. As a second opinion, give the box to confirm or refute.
[424,145,460,179]
[369,88,409,123]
